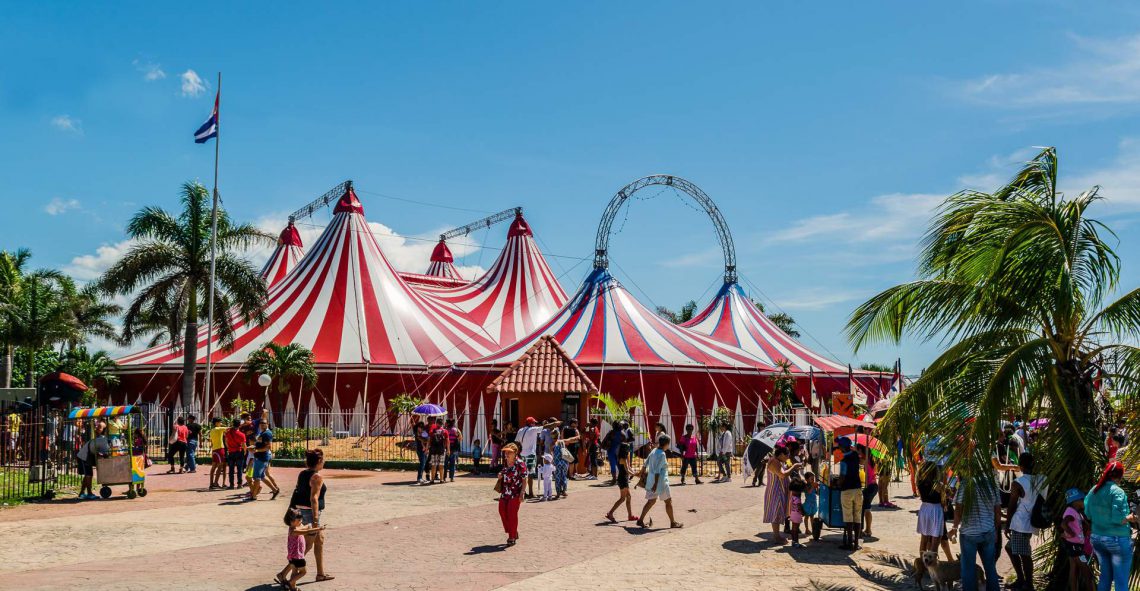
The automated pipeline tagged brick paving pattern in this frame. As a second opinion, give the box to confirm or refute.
[0,465,1010,590]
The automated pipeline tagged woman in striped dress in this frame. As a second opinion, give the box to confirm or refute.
[764,446,802,544]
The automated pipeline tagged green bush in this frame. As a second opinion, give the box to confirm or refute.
[275,444,308,459]
[273,427,331,442]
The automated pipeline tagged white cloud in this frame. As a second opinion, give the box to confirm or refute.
[132,59,166,81]
[1065,138,1140,211]
[658,249,720,268]
[50,114,81,133]
[767,193,943,245]
[773,289,864,312]
[44,197,81,216]
[63,239,136,281]
[180,69,207,97]
[959,34,1140,108]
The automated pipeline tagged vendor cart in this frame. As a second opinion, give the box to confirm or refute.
[68,405,148,499]
[812,415,878,535]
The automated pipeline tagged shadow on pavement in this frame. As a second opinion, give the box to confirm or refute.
[465,544,508,554]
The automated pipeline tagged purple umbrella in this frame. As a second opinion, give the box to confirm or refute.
[1028,418,1049,428]
[413,403,447,416]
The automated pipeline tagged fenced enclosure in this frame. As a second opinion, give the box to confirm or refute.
[2,400,832,502]
[1,401,83,502]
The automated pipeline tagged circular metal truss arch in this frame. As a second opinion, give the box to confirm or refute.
[594,174,737,283]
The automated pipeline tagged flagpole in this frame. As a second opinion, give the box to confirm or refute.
[204,72,221,418]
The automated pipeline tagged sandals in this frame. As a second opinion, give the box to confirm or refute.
[636,517,653,528]
[670,522,684,529]
[315,574,335,582]
[274,574,289,588]
[605,514,617,524]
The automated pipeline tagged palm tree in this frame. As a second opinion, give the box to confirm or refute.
[62,283,122,352]
[9,269,73,386]
[99,181,274,408]
[0,248,32,387]
[847,147,1140,588]
[592,392,645,430]
[244,342,317,394]
[59,346,120,405]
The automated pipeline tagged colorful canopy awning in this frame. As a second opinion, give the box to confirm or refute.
[812,414,876,433]
[683,281,850,374]
[68,405,136,418]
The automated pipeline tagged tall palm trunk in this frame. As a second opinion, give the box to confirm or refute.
[1,343,10,388]
[180,286,198,410]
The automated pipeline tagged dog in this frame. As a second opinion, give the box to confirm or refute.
[917,550,985,591]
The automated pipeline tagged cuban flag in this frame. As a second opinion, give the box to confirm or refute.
[194,91,219,144]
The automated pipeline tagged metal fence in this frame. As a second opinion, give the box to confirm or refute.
[1,401,82,502]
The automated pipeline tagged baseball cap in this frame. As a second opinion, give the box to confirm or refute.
[1065,487,1085,505]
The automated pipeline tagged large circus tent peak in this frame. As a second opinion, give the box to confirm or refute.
[425,239,463,280]
[469,267,773,371]
[260,221,305,287]
[682,281,848,374]
[117,186,499,367]
[414,210,568,347]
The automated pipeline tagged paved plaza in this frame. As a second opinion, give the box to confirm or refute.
[0,465,1000,590]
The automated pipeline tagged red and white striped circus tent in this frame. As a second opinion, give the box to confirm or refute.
[429,267,780,439]
[413,212,569,347]
[260,221,304,287]
[683,280,891,406]
[424,239,462,280]
[113,186,501,413]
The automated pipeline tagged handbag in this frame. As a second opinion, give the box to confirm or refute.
[560,446,574,463]
[494,476,503,494]
[635,469,647,489]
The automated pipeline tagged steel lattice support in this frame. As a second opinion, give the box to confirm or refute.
[594,175,737,283]
[288,179,353,224]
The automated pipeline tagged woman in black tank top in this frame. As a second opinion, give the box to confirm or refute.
[289,449,333,582]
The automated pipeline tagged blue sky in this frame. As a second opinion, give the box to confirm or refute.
[3,2,1140,371]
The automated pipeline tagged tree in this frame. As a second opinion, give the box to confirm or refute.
[244,342,317,394]
[0,248,31,387]
[858,362,894,373]
[8,270,73,386]
[58,346,120,406]
[770,359,797,412]
[655,300,698,325]
[99,182,274,409]
[750,299,801,338]
[592,392,645,431]
[62,283,122,352]
[846,147,1140,588]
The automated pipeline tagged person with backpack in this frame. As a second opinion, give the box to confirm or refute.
[444,419,460,482]
[602,420,623,485]
[1005,452,1047,591]
[428,422,448,484]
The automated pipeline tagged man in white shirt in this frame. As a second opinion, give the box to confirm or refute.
[515,417,541,499]
[714,424,734,482]
[637,435,683,529]
[1005,452,1046,590]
